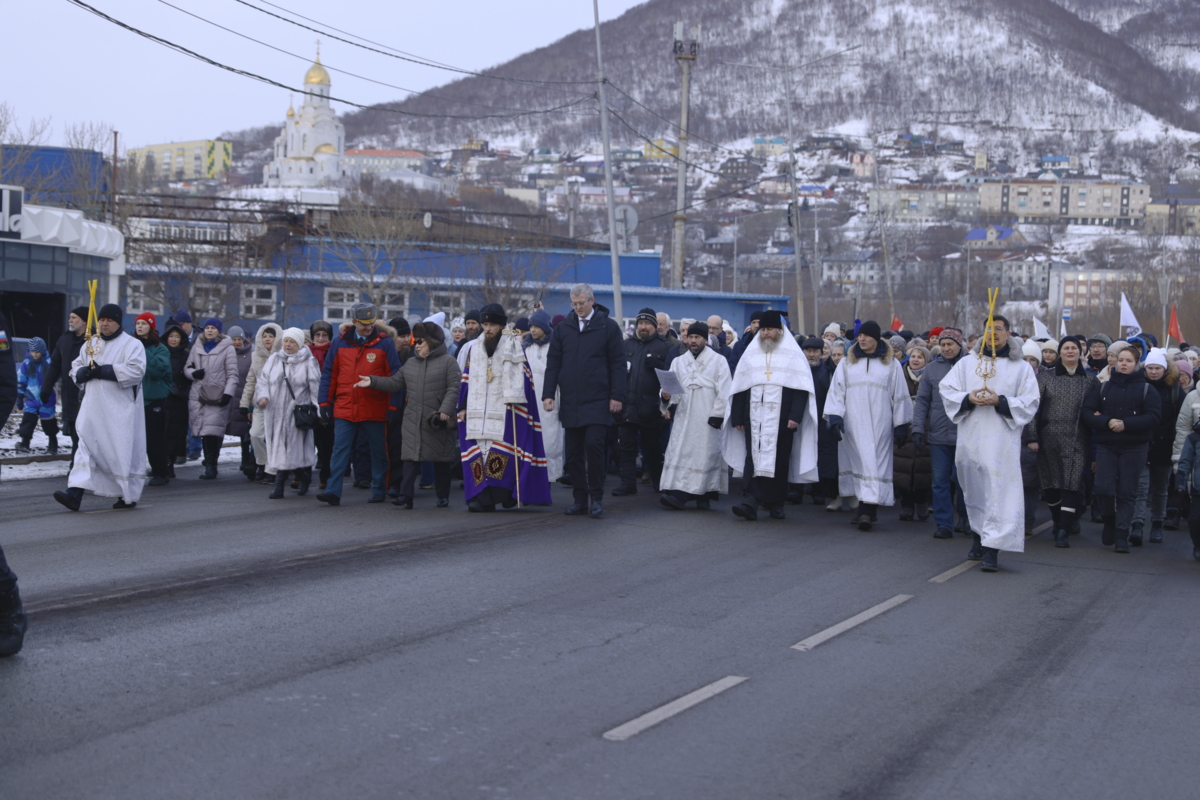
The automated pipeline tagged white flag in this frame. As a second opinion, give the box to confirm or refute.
[1032,317,1051,340]
[1119,293,1142,338]
[1060,317,1068,338]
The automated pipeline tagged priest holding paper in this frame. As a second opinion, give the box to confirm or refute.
[659,321,732,510]
[722,310,819,521]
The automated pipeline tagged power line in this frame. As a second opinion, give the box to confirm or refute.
[606,81,740,156]
[152,0,594,114]
[63,0,597,122]
[638,175,774,224]
[606,108,726,177]
[231,0,595,88]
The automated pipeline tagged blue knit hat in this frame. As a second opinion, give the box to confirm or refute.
[174,309,192,324]
[202,318,223,333]
[529,309,553,335]
[27,337,47,355]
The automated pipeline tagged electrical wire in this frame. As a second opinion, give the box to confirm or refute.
[231,0,596,88]
[64,0,597,121]
[152,0,594,114]
[606,109,727,177]
[637,175,774,224]
[605,81,740,156]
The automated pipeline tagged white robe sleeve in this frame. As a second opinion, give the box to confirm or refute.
[998,361,1040,431]
[710,357,732,421]
[940,359,973,424]
[823,361,847,420]
[113,344,146,390]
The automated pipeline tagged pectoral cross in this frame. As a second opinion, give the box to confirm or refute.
[763,366,773,381]
[486,363,494,383]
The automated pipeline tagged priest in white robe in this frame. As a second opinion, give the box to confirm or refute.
[53,303,148,511]
[722,310,819,521]
[660,321,733,510]
[523,309,563,482]
[823,320,913,531]
[939,314,1040,572]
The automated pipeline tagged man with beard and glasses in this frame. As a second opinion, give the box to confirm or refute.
[613,308,670,496]
[457,303,551,513]
[722,310,819,521]
[659,321,732,510]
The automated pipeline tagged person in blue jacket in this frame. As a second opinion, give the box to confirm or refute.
[16,336,59,453]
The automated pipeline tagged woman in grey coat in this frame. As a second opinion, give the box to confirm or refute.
[184,318,240,480]
[239,323,282,483]
[356,322,461,509]
[255,327,321,498]
[226,326,255,477]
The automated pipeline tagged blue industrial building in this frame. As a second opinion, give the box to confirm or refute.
[0,146,108,209]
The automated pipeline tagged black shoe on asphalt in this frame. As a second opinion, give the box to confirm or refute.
[148,476,169,487]
[367,495,385,504]
[933,526,954,539]
[967,533,984,560]
[1101,519,1116,547]
[199,465,217,480]
[660,494,685,510]
[436,497,450,508]
[917,504,930,521]
[1149,522,1164,544]
[980,547,999,572]
[611,485,637,497]
[856,514,873,532]
[501,497,518,509]
[468,499,495,513]
[112,499,137,510]
[0,588,27,658]
[1115,532,1131,554]
[1129,524,1144,547]
[564,502,587,516]
[316,492,340,506]
[769,508,786,520]
[1054,528,1070,548]
[696,497,711,510]
[731,503,758,521]
[590,501,604,518]
[53,488,83,512]
[393,496,414,509]
[898,507,914,522]
[556,475,573,486]
[1164,509,1181,531]
[253,466,266,483]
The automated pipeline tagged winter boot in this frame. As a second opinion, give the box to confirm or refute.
[253,465,266,483]
[1149,521,1164,544]
[1054,528,1070,548]
[967,532,984,560]
[199,463,218,480]
[980,547,999,572]
[898,507,914,522]
[611,483,637,497]
[296,467,312,496]
[0,586,28,658]
[47,434,59,455]
[1164,508,1181,531]
[916,502,930,521]
[15,438,30,453]
[1101,516,1117,547]
[269,471,288,499]
[1114,529,1131,554]
[53,486,84,512]
[1129,522,1144,547]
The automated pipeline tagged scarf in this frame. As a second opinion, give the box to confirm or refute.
[203,336,219,352]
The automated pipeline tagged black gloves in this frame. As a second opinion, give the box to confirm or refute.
[219,394,232,407]
[191,368,205,380]
[319,405,332,425]
[911,432,926,451]
[239,407,250,419]
[894,424,910,449]
[39,386,53,404]
[827,415,844,442]
[75,365,95,385]
[96,364,117,381]
[707,416,723,429]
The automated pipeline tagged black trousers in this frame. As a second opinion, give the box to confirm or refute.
[1044,488,1084,530]
[0,543,16,593]
[314,422,335,484]
[165,395,189,463]
[1095,443,1148,532]
[1187,499,1200,550]
[400,460,452,500]
[144,400,169,478]
[565,424,609,504]
[617,422,663,489]
[18,411,58,442]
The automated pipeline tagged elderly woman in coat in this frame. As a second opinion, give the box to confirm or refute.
[255,327,321,498]
[184,318,240,480]
[356,321,461,509]
[239,323,282,484]
[893,344,933,521]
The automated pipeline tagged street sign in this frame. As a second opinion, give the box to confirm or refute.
[1062,306,1071,321]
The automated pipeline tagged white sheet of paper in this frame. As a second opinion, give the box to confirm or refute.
[655,368,684,397]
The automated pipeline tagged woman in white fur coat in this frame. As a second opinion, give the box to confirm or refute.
[255,327,321,498]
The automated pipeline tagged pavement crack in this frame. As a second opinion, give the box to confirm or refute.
[542,623,649,665]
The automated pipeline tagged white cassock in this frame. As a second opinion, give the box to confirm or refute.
[721,330,819,483]
[69,332,148,501]
[456,337,476,372]
[823,346,913,505]
[524,340,563,481]
[661,345,733,495]
[940,339,1040,552]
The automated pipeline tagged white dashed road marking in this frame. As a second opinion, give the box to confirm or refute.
[791,594,914,651]
[603,676,749,741]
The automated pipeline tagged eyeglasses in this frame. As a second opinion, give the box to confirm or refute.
[570,299,591,308]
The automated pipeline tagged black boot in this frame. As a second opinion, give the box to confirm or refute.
[199,463,217,480]
[47,434,59,454]
[1129,522,1144,547]
[269,470,288,499]
[1149,521,1164,544]
[15,438,30,452]
[1114,529,1131,554]
[611,484,637,497]
[1054,528,1070,548]
[967,533,984,560]
[980,547,999,572]
[296,467,312,496]
[53,486,84,512]
[1164,508,1181,531]
[254,465,266,483]
[1101,516,1116,547]
[0,586,28,658]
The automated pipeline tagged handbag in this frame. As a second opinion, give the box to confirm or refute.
[282,361,319,430]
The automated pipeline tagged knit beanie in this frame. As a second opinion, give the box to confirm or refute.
[1108,340,1130,357]
[530,309,553,335]
[1022,339,1042,360]
[389,316,411,337]
[1175,358,1193,378]
[281,327,307,350]
[227,325,246,340]
[135,311,157,330]
[938,327,965,349]
[858,320,882,342]
[203,317,223,333]
[550,314,565,328]
[173,309,192,324]
[823,322,843,337]
[99,303,123,323]
[1145,347,1169,370]
[27,336,47,355]
[450,316,466,332]
[635,307,657,325]
[71,306,89,321]
[514,317,530,332]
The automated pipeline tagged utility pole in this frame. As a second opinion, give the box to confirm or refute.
[872,158,895,323]
[670,22,700,290]
[564,180,578,239]
[592,0,623,322]
[110,130,119,225]
[780,52,807,334]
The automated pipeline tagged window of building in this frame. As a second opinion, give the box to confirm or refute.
[126,279,160,315]
[191,283,225,319]
[379,291,408,321]
[240,285,276,319]
[325,288,359,321]
[429,292,465,318]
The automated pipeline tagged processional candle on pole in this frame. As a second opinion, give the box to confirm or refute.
[974,287,1000,402]
[83,279,102,366]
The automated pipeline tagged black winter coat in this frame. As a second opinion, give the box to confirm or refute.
[1147,376,1184,465]
[622,334,671,427]
[1082,369,1161,449]
[811,358,839,480]
[893,368,932,497]
[42,328,85,426]
[543,305,627,428]
[164,324,192,399]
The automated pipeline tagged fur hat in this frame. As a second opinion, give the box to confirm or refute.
[412,322,445,345]
[686,321,709,337]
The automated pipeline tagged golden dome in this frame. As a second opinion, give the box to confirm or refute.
[314,143,337,154]
[304,54,331,85]
[286,104,295,118]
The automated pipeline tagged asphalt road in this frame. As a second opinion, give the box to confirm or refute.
[2,465,1199,799]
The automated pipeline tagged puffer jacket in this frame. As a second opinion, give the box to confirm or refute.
[367,339,461,462]
[184,334,239,436]
[1082,368,1162,449]
[912,351,962,446]
[239,323,282,410]
[320,322,401,423]
[16,355,55,418]
[622,333,670,428]
[163,324,192,399]
[226,340,254,437]
[139,340,173,405]
[1147,367,1184,466]
[1174,389,1200,462]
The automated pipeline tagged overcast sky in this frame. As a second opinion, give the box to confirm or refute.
[7,0,648,149]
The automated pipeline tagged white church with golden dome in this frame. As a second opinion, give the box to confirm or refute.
[263,51,352,188]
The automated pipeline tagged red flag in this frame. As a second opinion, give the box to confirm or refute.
[890,315,903,332]
[1169,304,1184,343]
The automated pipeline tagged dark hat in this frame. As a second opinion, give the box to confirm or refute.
[530,309,553,335]
[858,320,882,342]
[801,336,825,351]
[99,303,123,323]
[173,309,192,324]
[550,314,565,328]
[938,327,965,348]
[412,321,445,344]
[310,320,333,337]
[1086,332,1113,347]
[636,307,657,325]
[27,336,47,355]
[514,316,530,331]
[750,310,764,323]
[1059,335,1087,353]
[464,309,481,324]
[760,309,784,330]
[351,302,377,324]
[899,330,915,342]
[480,303,507,325]
[71,306,89,321]
[686,321,709,337]
[202,317,223,333]
[389,316,411,337]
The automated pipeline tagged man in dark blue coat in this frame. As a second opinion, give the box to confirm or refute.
[613,308,670,496]
[0,309,27,656]
[542,284,627,518]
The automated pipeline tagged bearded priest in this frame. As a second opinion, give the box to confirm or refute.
[722,310,819,521]
[457,303,552,513]
[659,320,733,510]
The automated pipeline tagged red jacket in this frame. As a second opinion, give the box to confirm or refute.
[319,323,401,422]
